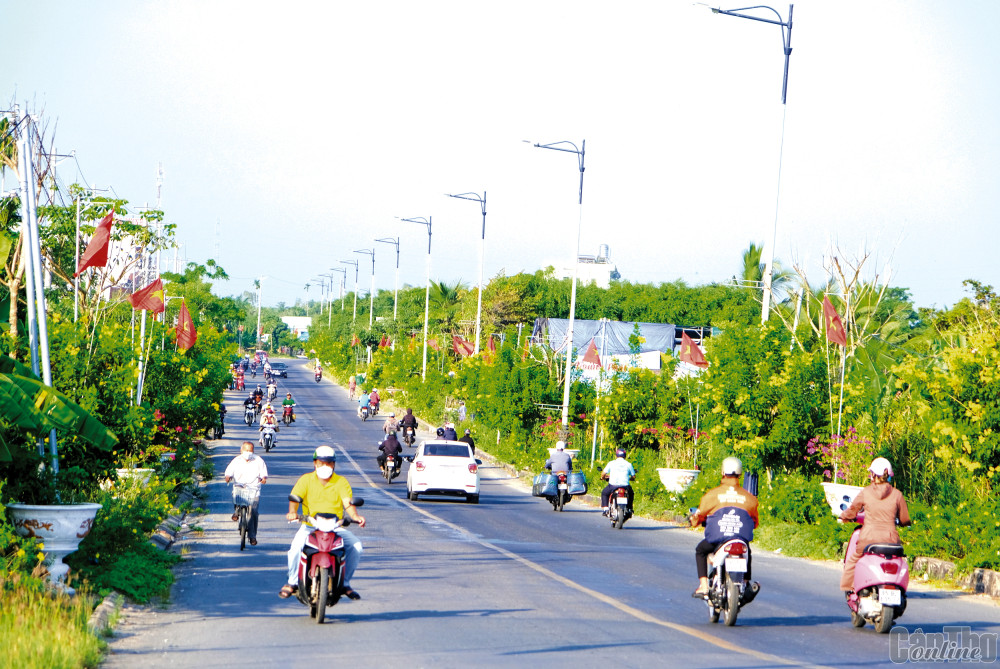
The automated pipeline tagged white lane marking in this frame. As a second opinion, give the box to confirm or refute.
[321,435,831,669]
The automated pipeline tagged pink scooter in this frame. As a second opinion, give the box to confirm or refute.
[844,512,909,634]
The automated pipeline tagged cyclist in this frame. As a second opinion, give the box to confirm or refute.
[224,441,268,546]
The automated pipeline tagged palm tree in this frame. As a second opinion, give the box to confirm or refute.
[734,241,793,304]
[429,280,466,334]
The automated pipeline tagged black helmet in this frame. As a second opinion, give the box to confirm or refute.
[616,448,626,458]
[436,427,445,437]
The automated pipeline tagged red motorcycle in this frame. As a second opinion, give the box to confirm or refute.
[236,375,245,391]
[292,503,363,624]
[282,405,295,426]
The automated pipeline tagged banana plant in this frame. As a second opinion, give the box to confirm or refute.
[0,353,117,462]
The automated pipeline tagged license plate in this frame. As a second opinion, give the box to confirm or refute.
[879,587,902,606]
[725,558,747,573]
[558,483,568,490]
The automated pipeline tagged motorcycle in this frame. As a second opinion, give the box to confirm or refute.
[402,425,416,446]
[283,405,295,426]
[260,426,277,453]
[214,410,226,439]
[314,370,322,383]
[292,501,364,624]
[236,376,245,391]
[703,538,758,626]
[550,471,570,512]
[268,386,278,402]
[360,406,370,422]
[844,516,909,634]
[244,405,256,427]
[382,454,400,483]
[607,486,633,529]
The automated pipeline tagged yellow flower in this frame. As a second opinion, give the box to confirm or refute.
[16,548,25,558]
[36,552,45,562]
[38,543,44,550]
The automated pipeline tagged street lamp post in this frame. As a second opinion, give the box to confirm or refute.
[340,259,359,324]
[331,267,347,312]
[319,273,336,327]
[355,248,375,363]
[376,237,400,321]
[254,276,266,350]
[399,216,432,382]
[707,3,794,323]
[446,191,487,355]
[530,139,586,432]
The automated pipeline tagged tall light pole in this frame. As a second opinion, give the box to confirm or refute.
[399,216,432,382]
[530,139,585,432]
[707,3,794,323]
[319,273,336,327]
[446,191,486,355]
[355,249,375,363]
[340,259,359,324]
[254,276,266,350]
[376,236,400,321]
[331,267,347,312]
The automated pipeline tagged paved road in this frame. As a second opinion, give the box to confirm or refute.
[103,361,1000,668]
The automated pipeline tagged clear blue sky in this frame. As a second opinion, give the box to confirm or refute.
[5,0,998,310]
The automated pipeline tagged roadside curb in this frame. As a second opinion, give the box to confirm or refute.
[914,556,1000,599]
[88,591,123,634]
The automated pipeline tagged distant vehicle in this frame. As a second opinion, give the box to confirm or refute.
[269,362,288,378]
[406,440,481,504]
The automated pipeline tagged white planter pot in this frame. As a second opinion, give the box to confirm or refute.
[657,467,700,493]
[116,468,156,485]
[5,502,102,592]
[547,448,580,460]
[820,482,864,517]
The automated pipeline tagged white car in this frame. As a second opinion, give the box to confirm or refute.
[406,440,481,503]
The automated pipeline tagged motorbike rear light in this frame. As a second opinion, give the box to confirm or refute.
[414,461,425,471]
[468,463,478,474]
[881,561,899,575]
[557,473,567,483]
[726,543,746,556]
[616,489,627,497]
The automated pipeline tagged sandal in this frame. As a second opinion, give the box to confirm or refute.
[692,588,709,599]
[278,584,297,599]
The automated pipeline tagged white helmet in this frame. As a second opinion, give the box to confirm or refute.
[868,457,893,478]
[722,456,743,477]
[389,412,395,417]
[555,441,566,451]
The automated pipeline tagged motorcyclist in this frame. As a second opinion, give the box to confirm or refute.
[376,431,403,474]
[315,362,323,380]
[250,360,258,378]
[442,422,457,440]
[259,404,279,448]
[357,390,371,419]
[839,457,911,595]
[280,446,365,600]
[253,383,264,405]
[267,378,278,401]
[399,408,418,438]
[383,412,398,434]
[600,448,636,516]
[544,441,573,473]
[243,393,258,418]
[282,392,296,423]
[690,457,759,599]
[369,388,381,414]
[458,428,476,456]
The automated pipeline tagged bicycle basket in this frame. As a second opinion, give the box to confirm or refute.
[233,485,260,507]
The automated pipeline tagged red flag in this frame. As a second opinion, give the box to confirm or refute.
[679,332,708,369]
[822,297,847,347]
[379,334,389,348]
[579,338,602,370]
[127,278,165,314]
[351,334,360,346]
[75,211,114,277]
[428,338,440,351]
[452,335,474,357]
[176,301,197,352]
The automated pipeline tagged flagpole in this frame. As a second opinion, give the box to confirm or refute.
[136,310,147,405]
[74,195,81,322]
[823,295,835,443]
[836,290,850,437]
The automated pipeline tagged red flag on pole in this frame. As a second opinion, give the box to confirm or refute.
[127,278,165,314]
[428,338,440,351]
[75,211,114,277]
[822,297,847,347]
[579,338,602,370]
[176,301,197,351]
[679,332,709,369]
[379,334,389,348]
[452,335,474,357]
[351,334,360,346]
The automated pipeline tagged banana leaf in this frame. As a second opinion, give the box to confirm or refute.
[0,355,118,461]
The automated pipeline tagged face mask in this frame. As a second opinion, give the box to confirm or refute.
[242,451,252,461]
[316,465,334,479]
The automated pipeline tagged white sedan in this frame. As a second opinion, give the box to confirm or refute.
[406,440,481,503]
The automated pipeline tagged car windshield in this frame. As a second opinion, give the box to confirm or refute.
[271,363,286,369]
[424,444,471,458]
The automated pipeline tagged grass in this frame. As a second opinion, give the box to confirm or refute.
[0,571,104,669]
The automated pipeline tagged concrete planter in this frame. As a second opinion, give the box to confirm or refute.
[657,468,700,493]
[116,468,156,485]
[5,503,102,593]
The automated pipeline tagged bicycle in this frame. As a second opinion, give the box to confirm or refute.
[232,482,261,550]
